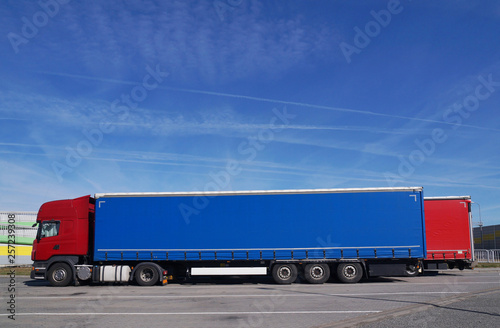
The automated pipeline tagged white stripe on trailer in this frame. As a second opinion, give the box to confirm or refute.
[190,267,267,276]
[95,186,423,199]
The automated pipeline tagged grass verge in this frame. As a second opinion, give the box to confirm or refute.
[0,266,32,275]
[475,263,500,268]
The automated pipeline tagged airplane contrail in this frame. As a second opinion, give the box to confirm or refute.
[38,71,500,132]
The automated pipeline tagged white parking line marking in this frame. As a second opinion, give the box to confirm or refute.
[1,310,381,316]
[17,291,467,299]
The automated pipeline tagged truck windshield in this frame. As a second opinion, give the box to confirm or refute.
[38,221,60,239]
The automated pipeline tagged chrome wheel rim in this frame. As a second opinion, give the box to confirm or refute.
[278,266,292,280]
[53,268,67,282]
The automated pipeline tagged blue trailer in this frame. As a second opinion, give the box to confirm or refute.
[94,187,425,284]
[31,187,425,286]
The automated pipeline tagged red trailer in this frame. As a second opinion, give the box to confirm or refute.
[423,196,475,271]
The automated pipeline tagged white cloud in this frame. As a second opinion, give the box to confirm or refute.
[14,1,336,84]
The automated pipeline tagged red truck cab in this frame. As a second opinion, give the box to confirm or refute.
[31,196,94,283]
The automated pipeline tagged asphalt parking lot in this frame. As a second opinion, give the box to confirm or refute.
[1,269,499,328]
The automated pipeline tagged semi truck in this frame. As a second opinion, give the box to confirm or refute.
[422,196,475,271]
[30,187,426,287]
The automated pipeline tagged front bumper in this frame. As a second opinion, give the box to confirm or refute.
[30,261,48,280]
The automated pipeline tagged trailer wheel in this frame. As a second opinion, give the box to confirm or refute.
[272,263,298,284]
[404,264,419,277]
[304,263,330,284]
[135,264,159,286]
[337,262,363,283]
[48,263,73,287]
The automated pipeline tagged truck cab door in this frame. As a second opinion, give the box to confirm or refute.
[35,220,62,260]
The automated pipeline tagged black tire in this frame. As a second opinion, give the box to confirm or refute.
[304,263,330,284]
[336,262,363,283]
[47,263,73,287]
[272,263,298,284]
[404,264,419,277]
[135,264,159,286]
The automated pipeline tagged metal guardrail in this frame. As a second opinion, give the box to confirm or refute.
[474,249,500,263]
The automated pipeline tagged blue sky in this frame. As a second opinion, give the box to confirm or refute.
[1,1,499,225]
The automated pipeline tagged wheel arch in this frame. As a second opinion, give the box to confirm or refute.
[45,256,79,282]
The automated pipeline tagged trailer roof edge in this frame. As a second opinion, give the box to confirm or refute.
[424,196,471,200]
[95,187,423,199]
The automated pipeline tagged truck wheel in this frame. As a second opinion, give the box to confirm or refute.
[135,265,159,286]
[405,264,419,277]
[304,263,330,284]
[272,263,298,284]
[337,262,363,283]
[48,263,73,287]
